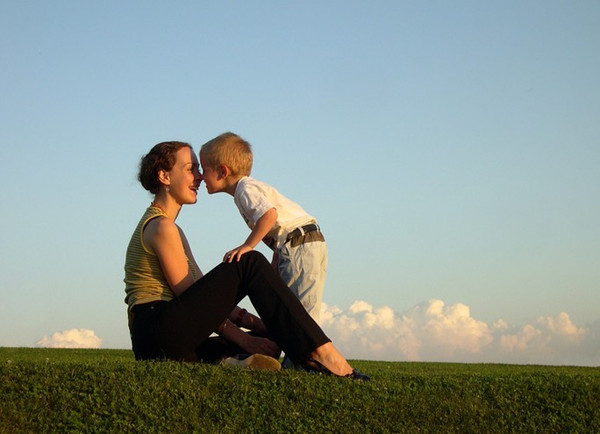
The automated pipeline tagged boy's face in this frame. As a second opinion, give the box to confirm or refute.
[199,154,224,194]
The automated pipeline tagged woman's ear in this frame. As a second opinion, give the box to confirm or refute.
[158,169,170,186]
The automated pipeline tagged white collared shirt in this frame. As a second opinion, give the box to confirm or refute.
[234,176,316,249]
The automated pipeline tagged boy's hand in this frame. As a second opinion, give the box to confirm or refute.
[224,244,253,262]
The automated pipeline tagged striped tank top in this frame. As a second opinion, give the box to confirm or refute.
[123,206,198,312]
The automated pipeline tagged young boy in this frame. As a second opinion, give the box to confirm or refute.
[199,132,327,323]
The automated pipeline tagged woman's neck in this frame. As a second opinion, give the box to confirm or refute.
[151,196,181,220]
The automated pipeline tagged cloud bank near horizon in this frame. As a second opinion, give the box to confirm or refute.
[35,300,599,366]
[321,299,600,366]
[36,328,102,349]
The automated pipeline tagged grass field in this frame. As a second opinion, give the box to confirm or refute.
[1,347,598,433]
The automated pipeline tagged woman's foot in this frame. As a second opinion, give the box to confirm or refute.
[305,342,369,380]
[309,342,352,375]
[301,358,370,380]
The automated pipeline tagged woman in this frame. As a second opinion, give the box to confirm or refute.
[124,141,368,380]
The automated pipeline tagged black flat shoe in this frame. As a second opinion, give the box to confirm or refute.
[301,358,370,381]
[346,369,371,381]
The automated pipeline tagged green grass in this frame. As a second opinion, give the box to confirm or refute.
[1,348,598,433]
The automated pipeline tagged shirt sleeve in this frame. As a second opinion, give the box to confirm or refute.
[235,182,276,227]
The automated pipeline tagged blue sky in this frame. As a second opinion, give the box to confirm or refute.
[1,1,598,365]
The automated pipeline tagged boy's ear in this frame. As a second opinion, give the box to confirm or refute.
[219,165,231,178]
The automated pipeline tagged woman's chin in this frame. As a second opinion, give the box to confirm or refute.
[187,192,199,204]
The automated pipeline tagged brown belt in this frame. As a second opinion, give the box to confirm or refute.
[285,224,324,248]
[286,224,320,241]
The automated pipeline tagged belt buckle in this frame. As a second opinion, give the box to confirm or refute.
[287,224,318,243]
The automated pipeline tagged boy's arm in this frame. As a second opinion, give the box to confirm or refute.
[224,208,278,262]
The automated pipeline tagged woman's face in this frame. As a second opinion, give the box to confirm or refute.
[167,147,202,204]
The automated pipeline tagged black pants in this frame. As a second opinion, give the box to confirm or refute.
[130,251,330,362]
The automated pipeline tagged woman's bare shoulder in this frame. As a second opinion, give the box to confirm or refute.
[144,216,181,246]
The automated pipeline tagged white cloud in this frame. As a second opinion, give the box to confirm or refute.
[496,312,588,365]
[321,299,599,366]
[36,328,102,349]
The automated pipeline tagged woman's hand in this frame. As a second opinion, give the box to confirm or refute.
[241,335,281,359]
[219,317,280,358]
[231,307,269,336]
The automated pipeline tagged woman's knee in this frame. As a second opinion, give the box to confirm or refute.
[241,250,269,266]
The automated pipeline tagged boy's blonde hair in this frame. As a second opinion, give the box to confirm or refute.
[200,132,253,176]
